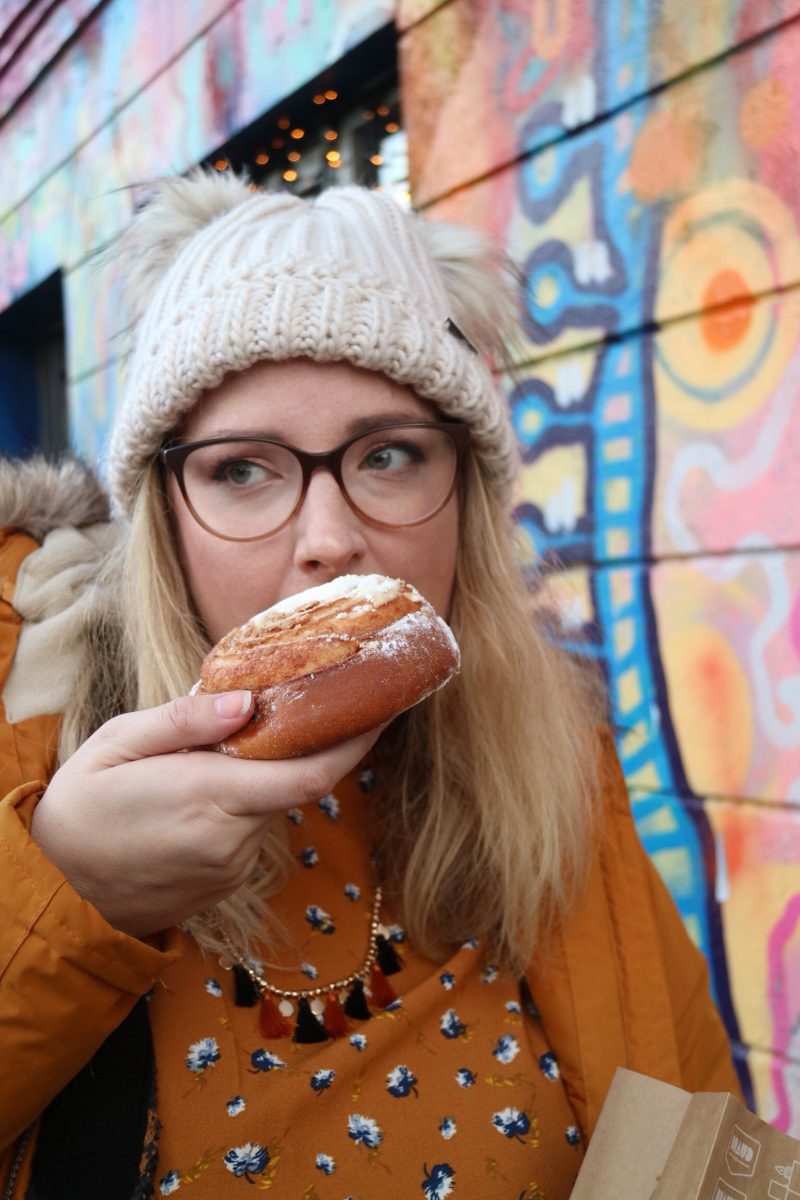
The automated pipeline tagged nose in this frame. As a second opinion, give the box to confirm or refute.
[291,469,368,577]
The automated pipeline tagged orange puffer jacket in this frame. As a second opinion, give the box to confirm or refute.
[0,523,742,1195]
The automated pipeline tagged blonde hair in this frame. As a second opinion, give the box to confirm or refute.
[60,450,602,971]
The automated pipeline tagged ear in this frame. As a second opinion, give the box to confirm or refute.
[414,216,522,370]
[110,167,255,323]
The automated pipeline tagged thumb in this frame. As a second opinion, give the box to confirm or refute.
[87,690,254,766]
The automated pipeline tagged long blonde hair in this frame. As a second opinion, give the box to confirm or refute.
[60,446,602,971]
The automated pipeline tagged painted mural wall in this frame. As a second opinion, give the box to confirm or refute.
[397,0,800,1130]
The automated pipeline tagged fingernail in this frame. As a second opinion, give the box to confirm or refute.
[213,690,252,719]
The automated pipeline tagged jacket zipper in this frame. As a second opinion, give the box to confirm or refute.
[4,1129,30,1200]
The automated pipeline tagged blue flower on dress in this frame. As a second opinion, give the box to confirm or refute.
[385,998,403,1012]
[287,807,303,824]
[349,1033,367,1051]
[344,882,361,901]
[493,1034,520,1064]
[505,1000,521,1014]
[461,937,479,950]
[204,978,222,997]
[492,1107,531,1142]
[565,1125,582,1145]
[226,1095,246,1117]
[539,1051,560,1080]
[306,904,335,934]
[249,1049,286,1073]
[422,1162,455,1199]
[301,962,318,979]
[455,1068,475,1088]
[386,1064,418,1097]
[159,1171,181,1195]
[358,767,378,792]
[387,924,407,943]
[300,846,319,867]
[311,1068,335,1094]
[347,1114,383,1148]
[439,972,455,990]
[481,964,499,984]
[223,1143,269,1181]
[318,793,340,819]
[440,1009,466,1039]
[186,1037,220,1073]
[439,1117,456,1140]
[315,1153,336,1174]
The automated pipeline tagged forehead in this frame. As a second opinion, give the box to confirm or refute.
[180,359,439,444]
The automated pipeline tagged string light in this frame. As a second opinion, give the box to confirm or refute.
[283,169,298,182]
[363,110,374,120]
[214,158,229,171]
[376,105,390,116]
[324,130,338,141]
[255,152,269,165]
[325,149,341,164]
[385,122,399,133]
[277,116,291,129]
[271,137,284,149]
[324,89,337,100]
[291,128,304,139]
[313,94,325,105]
[287,150,301,162]
[370,154,383,165]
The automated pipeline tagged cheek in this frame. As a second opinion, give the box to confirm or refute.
[375,500,459,619]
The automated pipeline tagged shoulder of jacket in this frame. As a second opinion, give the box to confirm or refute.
[0,456,110,542]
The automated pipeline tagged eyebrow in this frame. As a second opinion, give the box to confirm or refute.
[201,410,433,442]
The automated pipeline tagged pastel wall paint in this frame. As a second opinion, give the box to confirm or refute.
[398,0,800,1127]
[0,0,393,462]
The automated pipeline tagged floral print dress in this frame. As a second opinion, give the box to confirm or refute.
[150,768,584,1197]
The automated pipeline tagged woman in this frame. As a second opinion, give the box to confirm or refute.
[0,171,740,1198]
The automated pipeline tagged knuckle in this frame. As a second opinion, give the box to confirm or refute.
[295,761,333,806]
[164,696,194,738]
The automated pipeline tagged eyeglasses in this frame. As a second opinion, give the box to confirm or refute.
[160,422,470,542]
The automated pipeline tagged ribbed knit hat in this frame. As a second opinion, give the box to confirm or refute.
[107,170,519,516]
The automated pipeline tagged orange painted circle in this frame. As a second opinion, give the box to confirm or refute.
[700,269,755,351]
[629,110,700,202]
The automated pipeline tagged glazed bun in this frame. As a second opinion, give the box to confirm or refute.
[198,574,460,759]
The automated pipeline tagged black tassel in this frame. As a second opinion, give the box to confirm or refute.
[376,934,402,977]
[293,997,329,1043]
[343,978,372,1021]
[232,964,260,1008]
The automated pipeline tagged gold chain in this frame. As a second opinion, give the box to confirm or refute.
[221,886,384,1001]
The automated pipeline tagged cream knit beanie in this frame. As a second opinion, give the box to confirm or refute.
[107,170,519,516]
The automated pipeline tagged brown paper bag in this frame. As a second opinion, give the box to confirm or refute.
[570,1067,800,1199]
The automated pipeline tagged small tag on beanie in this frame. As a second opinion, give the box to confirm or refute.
[445,317,477,355]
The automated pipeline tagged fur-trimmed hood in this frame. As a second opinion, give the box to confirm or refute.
[0,456,119,726]
[0,456,110,541]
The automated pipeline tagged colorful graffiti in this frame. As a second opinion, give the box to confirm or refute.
[401,0,800,1129]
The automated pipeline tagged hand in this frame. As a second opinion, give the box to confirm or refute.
[30,691,381,939]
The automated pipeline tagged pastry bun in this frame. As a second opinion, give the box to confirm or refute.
[199,574,460,759]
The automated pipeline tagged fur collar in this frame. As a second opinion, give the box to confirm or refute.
[0,456,110,542]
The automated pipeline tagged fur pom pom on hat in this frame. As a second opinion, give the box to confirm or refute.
[107,169,520,516]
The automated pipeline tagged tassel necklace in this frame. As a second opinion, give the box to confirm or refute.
[219,887,404,1044]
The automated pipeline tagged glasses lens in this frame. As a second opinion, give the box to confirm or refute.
[180,440,302,539]
[342,425,458,526]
